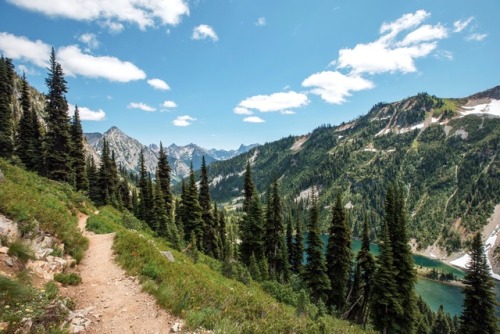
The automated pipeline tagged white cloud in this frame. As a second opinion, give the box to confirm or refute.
[192,24,218,41]
[173,115,196,126]
[435,50,453,61]
[453,17,474,33]
[69,104,106,121]
[466,33,487,41]
[128,102,156,112]
[337,10,445,75]
[57,45,146,82]
[233,106,253,115]
[280,110,296,115]
[302,71,374,104]
[243,116,265,123]
[6,0,189,30]
[162,100,177,108]
[256,17,266,27]
[78,33,99,49]
[17,64,40,75]
[239,91,309,113]
[399,24,448,46]
[147,78,170,91]
[101,20,124,34]
[0,32,50,67]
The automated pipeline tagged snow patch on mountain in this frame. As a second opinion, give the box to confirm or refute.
[461,99,500,117]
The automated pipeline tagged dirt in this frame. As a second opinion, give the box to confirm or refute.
[62,213,181,334]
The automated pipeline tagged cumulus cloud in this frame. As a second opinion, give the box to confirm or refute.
[78,33,99,49]
[173,115,196,126]
[0,32,50,67]
[238,91,309,113]
[192,24,218,41]
[57,45,146,82]
[6,0,190,30]
[453,17,474,33]
[147,78,170,91]
[69,104,106,121]
[302,71,374,104]
[162,100,177,108]
[243,116,265,123]
[256,17,266,27]
[233,106,253,115]
[337,10,448,75]
[466,33,487,41]
[128,102,156,112]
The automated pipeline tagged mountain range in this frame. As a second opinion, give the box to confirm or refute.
[84,127,258,182]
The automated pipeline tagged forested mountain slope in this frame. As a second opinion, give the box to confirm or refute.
[206,88,500,252]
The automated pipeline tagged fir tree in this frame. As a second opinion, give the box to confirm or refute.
[370,221,402,334]
[459,233,498,334]
[70,106,88,192]
[152,173,169,236]
[86,156,100,203]
[199,156,219,257]
[30,108,44,174]
[44,48,72,182]
[97,139,119,206]
[432,305,451,334]
[218,208,227,259]
[239,194,264,265]
[16,73,36,169]
[286,213,294,268]
[182,165,203,248]
[291,215,304,274]
[137,150,150,221]
[0,56,14,159]
[326,193,352,312]
[249,252,262,281]
[156,142,172,214]
[303,190,330,303]
[243,161,256,212]
[264,178,286,279]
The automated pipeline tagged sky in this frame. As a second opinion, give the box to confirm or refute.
[0,0,498,150]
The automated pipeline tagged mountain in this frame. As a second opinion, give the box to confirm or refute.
[204,87,500,257]
[208,144,260,160]
[85,128,258,182]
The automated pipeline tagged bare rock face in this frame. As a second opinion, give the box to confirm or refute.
[27,255,71,281]
[0,214,20,242]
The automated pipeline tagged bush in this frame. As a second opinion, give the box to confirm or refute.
[8,240,33,263]
[54,272,82,286]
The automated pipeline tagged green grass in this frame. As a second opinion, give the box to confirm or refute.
[0,159,92,262]
[8,240,33,263]
[86,205,149,234]
[53,272,82,286]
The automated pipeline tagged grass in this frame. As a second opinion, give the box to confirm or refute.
[8,240,33,263]
[53,272,82,286]
[0,158,92,263]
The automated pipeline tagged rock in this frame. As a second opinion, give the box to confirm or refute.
[171,322,183,333]
[0,322,8,331]
[0,246,8,254]
[0,169,4,182]
[15,317,33,334]
[5,257,14,267]
[160,251,175,262]
[0,215,20,242]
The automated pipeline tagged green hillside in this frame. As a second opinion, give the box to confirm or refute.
[206,90,500,251]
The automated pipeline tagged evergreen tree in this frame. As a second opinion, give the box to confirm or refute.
[303,190,330,303]
[243,161,256,212]
[387,184,417,333]
[326,193,352,312]
[70,106,88,192]
[370,221,402,334]
[286,213,294,268]
[432,305,451,334]
[199,156,219,257]
[152,173,169,236]
[239,194,264,265]
[264,178,286,279]
[249,252,262,281]
[156,142,172,214]
[44,48,72,182]
[30,108,44,174]
[291,215,304,274]
[16,73,36,169]
[97,139,119,206]
[0,56,15,159]
[86,156,100,203]
[351,215,375,327]
[137,150,149,221]
[218,208,227,259]
[182,165,203,248]
[459,233,498,334]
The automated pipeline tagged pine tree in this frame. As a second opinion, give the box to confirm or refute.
[218,208,227,259]
[291,215,304,274]
[459,233,498,334]
[137,150,149,221]
[16,73,36,169]
[243,161,256,212]
[156,142,172,214]
[249,252,262,281]
[370,221,402,334]
[44,48,72,182]
[264,178,286,279]
[239,194,264,265]
[387,184,417,333]
[432,305,451,334]
[0,56,15,159]
[97,139,119,206]
[70,106,88,192]
[199,156,219,257]
[152,173,169,236]
[326,193,352,312]
[30,108,44,174]
[86,156,100,203]
[182,165,203,248]
[286,213,294,268]
[303,190,330,303]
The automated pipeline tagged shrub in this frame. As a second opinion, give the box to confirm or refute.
[54,272,82,286]
[8,240,33,263]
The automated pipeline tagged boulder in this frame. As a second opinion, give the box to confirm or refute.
[160,251,175,262]
[0,215,20,243]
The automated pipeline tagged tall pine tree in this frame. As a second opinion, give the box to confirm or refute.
[459,233,497,334]
[70,106,88,192]
[16,73,36,169]
[44,48,72,182]
[240,194,264,265]
[326,193,352,312]
[199,156,219,257]
[0,56,14,159]
[291,214,304,274]
[156,142,172,214]
[303,190,330,303]
[243,161,256,212]
[264,178,286,279]
[182,165,203,248]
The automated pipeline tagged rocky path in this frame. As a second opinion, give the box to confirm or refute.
[62,213,182,334]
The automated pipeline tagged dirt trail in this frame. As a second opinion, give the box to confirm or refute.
[62,213,181,334]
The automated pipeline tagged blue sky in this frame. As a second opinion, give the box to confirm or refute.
[0,0,498,149]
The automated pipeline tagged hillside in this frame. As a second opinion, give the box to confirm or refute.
[205,88,500,255]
